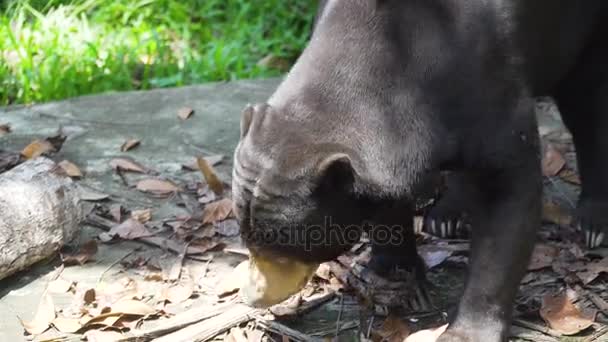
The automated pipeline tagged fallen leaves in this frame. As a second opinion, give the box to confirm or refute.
[542,200,572,227]
[131,208,152,223]
[136,178,179,197]
[19,294,55,335]
[84,329,123,342]
[52,317,82,333]
[21,133,66,159]
[528,244,560,271]
[104,218,154,240]
[111,298,156,316]
[177,107,194,120]
[197,156,224,196]
[374,315,411,342]
[21,139,55,159]
[109,157,149,173]
[58,160,83,178]
[120,139,141,152]
[540,291,596,335]
[542,144,566,177]
[61,240,98,266]
[202,198,233,225]
[161,282,195,304]
[576,257,608,285]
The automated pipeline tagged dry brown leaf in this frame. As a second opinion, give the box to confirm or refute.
[177,107,194,120]
[559,169,581,185]
[542,200,572,226]
[82,313,122,328]
[528,244,560,271]
[269,294,303,316]
[111,299,156,316]
[131,209,152,223]
[136,178,179,197]
[19,294,55,335]
[0,123,11,135]
[315,263,332,281]
[162,282,194,304]
[107,218,154,240]
[404,325,449,342]
[374,315,411,342]
[84,330,123,342]
[46,132,67,151]
[197,156,224,195]
[542,144,566,177]
[576,257,608,285]
[58,160,83,178]
[216,260,249,297]
[109,157,148,173]
[190,238,224,254]
[62,240,98,266]
[52,317,82,333]
[540,292,596,335]
[120,139,140,152]
[202,198,233,225]
[84,288,96,305]
[109,205,124,223]
[21,139,55,159]
[48,278,75,294]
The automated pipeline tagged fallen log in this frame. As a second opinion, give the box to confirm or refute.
[0,157,82,280]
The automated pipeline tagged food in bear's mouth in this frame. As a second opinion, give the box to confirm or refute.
[239,250,319,308]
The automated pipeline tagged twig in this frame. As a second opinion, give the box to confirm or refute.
[585,325,608,342]
[97,248,140,284]
[335,295,344,338]
[309,321,359,337]
[255,317,321,342]
[366,315,375,339]
[587,291,608,316]
[224,247,250,257]
[117,301,242,342]
[168,242,190,282]
[152,303,261,342]
[512,319,563,338]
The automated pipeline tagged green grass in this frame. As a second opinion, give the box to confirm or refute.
[0,0,316,105]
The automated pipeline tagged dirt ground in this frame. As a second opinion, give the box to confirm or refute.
[0,80,607,341]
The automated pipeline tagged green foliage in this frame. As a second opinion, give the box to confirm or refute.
[0,0,315,104]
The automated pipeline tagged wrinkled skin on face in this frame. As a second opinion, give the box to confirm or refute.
[232,104,380,306]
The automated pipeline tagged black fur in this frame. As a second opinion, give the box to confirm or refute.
[233,1,608,341]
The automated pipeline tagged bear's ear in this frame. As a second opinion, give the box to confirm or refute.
[240,104,255,139]
[316,153,355,191]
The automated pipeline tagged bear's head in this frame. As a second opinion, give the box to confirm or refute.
[232,103,375,307]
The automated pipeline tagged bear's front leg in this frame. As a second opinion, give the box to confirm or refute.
[366,201,431,311]
[438,105,541,342]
